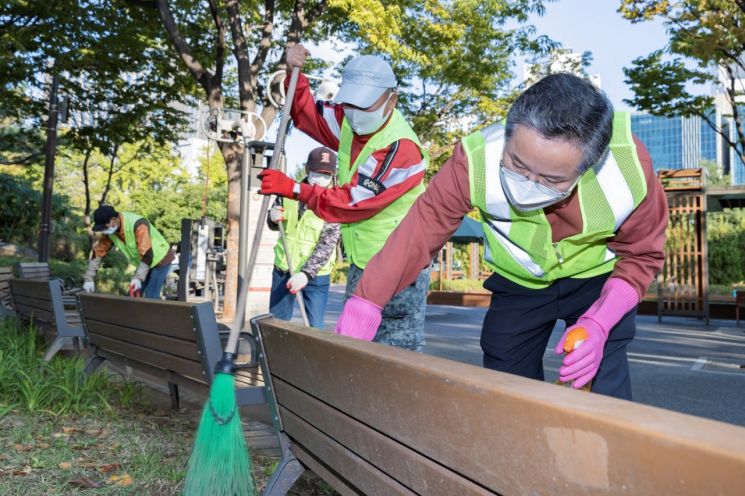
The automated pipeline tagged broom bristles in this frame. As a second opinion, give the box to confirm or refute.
[183,372,255,495]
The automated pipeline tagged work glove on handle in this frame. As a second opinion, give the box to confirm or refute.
[259,169,297,199]
[286,272,308,294]
[269,206,285,223]
[129,278,142,298]
[555,277,639,389]
[335,295,382,341]
[286,44,309,72]
[83,281,95,293]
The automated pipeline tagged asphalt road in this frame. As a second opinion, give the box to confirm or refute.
[308,285,745,427]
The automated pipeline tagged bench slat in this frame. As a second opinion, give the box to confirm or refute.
[9,279,52,301]
[80,294,197,340]
[85,320,200,361]
[14,303,55,325]
[283,409,416,496]
[275,378,494,495]
[88,333,205,381]
[12,294,53,313]
[259,320,745,496]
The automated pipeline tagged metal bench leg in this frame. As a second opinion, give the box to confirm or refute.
[43,336,67,362]
[84,356,106,374]
[168,382,180,411]
[262,433,305,496]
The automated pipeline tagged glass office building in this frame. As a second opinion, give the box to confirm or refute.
[630,113,719,172]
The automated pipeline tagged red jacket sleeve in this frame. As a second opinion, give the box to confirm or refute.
[297,138,426,223]
[354,144,473,306]
[608,136,668,300]
[287,73,344,149]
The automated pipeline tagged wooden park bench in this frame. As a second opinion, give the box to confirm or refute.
[8,278,85,361]
[250,315,745,495]
[0,266,13,317]
[78,294,265,411]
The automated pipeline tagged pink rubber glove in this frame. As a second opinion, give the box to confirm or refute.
[555,278,639,389]
[335,295,382,341]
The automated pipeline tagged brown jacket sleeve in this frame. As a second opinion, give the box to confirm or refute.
[133,219,154,265]
[608,136,668,300]
[93,236,114,259]
[355,143,474,307]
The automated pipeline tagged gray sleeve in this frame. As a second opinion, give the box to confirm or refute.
[301,222,341,278]
[133,261,150,281]
[84,257,103,282]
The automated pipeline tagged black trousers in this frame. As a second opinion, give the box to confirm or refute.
[481,272,636,400]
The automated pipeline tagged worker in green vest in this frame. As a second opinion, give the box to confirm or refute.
[259,45,430,351]
[83,205,175,299]
[268,147,341,328]
[335,74,668,400]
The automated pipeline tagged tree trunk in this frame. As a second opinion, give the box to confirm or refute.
[220,141,242,322]
[80,148,94,255]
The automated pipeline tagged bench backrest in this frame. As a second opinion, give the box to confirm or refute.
[15,262,52,281]
[9,278,66,332]
[255,317,745,495]
[78,294,223,386]
[0,266,12,309]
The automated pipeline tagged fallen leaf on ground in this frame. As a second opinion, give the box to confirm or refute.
[58,462,72,470]
[38,442,50,449]
[85,427,111,437]
[108,473,133,486]
[97,463,121,474]
[69,476,102,488]
[52,432,69,438]
[62,427,81,434]
[0,454,9,461]
[12,465,32,476]
[14,444,33,452]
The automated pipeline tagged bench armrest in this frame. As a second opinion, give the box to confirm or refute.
[218,330,259,368]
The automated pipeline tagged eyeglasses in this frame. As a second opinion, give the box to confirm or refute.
[500,159,580,195]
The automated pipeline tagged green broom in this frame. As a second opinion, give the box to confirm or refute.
[182,66,301,496]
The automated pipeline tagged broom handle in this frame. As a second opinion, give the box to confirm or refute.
[226,66,301,355]
[278,221,311,326]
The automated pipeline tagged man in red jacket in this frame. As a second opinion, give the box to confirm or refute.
[259,45,430,351]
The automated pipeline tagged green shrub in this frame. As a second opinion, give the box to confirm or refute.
[430,278,488,293]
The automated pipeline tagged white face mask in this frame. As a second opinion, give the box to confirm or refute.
[500,166,578,212]
[101,225,117,235]
[308,172,333,188]
[343,92,393,135]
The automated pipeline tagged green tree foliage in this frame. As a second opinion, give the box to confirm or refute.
[707,209,745,285]
[619,0,745,173]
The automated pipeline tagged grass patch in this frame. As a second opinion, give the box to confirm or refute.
[430,278,489,293]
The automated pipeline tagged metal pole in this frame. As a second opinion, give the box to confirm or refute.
[38,69,59,263]
[237,146,250,326]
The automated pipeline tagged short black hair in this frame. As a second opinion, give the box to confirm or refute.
[505,73,614,172]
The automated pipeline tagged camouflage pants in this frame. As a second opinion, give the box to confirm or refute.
[344,264,431,352]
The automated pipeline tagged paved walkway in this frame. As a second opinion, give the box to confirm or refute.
[309,285,745,427]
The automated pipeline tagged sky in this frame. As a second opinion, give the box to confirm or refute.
[279,0,671,175]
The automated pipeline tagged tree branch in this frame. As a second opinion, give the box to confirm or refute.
[154,0,212,93]
[250,0,276,82]
[99,144,119,206]
[224,0,254,110]
[207,0,226,88]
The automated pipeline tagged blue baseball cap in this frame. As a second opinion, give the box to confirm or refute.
[333,55,397,108]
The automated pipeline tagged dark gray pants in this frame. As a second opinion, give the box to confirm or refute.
[345,264,431,352]
[481,272,636,400]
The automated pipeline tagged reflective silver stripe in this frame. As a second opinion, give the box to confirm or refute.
[382,160,425,188]
[604,247,616,262]
[484,219,546,277]
[349,186,375,205]
[480,124,544,277]
[323,106,341,138]
[594,152,635,231]
[356,154,379,177]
